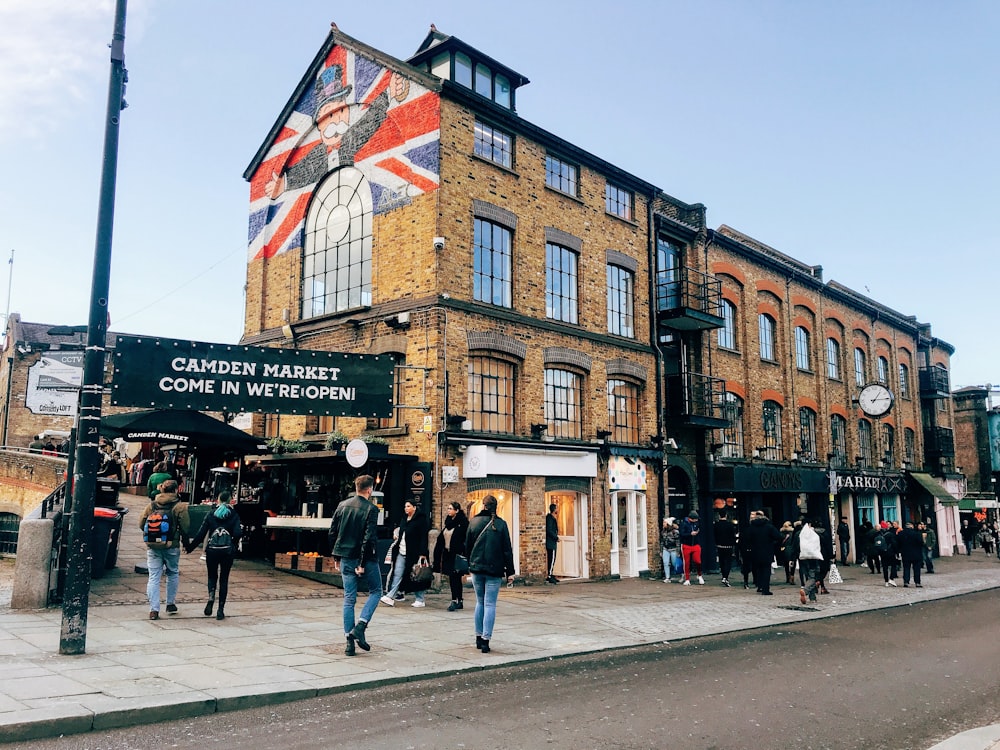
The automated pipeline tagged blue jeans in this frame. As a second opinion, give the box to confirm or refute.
[146,546,181,612]
[386,553,424,603]
[923,547,935,572]
[661,548,679,578]
[341,557,382,636]
[472,573,503,640]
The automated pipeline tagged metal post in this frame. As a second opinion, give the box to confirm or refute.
[59,0,128,655]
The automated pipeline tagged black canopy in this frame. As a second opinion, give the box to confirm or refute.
[100,409,268,454]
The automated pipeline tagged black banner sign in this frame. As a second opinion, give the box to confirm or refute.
[111,335,394,417]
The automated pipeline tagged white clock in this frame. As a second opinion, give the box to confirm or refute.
[858,383,894,418]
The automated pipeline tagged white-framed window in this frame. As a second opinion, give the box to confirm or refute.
[759,314,776,361]
[606,264,635,338]
[545,155,578,197]
[474,119,513,169]
[826,338,841,380]
[718,300,737,350]
[854,348,867,386]
[605,182,632,220]
[877,355,890,384]
[795,326,811,370]
[899,363,911,399]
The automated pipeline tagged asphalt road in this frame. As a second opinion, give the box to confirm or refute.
[18,590,1000,750]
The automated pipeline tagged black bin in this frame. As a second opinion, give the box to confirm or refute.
[92,507,122,578]
[95,478,121,509]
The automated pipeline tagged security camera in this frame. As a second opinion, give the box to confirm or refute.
[433,236,445,251]
[457,444,467,453]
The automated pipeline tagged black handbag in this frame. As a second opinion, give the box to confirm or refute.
[453,554,470,575]
[410,560,433,588]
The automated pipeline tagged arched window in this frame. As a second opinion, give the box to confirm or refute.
[858,419,874,468]
[762,400,783,460]
[759,314,776,361]
[904,427,916,466]
[719,392,744,458]
[794,326,811,370]
[544,368,583,439]
[798,407,817,461]
[826,338,841,380]
[854,348,867,386]
[717,300,737,350]
[302,167,373,319]
[468,356,516,433]
[883,423,895,467]
[898,363,910,399]
[830,414,848,468]
[607,379,641,445]
[877,355,889,384]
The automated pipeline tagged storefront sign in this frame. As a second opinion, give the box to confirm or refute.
[111,335,394,417]
[608,456,647,491]
[26,351,84,416]
[835,472,906,494]
[712,465,829,494]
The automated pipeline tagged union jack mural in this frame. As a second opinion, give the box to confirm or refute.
[248,47,440,261]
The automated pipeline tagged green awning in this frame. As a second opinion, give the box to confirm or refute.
[959,492,1000,511]
[908,472,960,506]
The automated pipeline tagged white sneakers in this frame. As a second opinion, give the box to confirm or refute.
[380,595,395,606]
[411,600,426,608]
[682,579,691,586]
[697,576,705,585]
[886,580,897,587]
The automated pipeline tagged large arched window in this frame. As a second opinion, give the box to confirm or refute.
[544,368,583,439]
[854,348,867,386]
[858,419,874,469]
[904,427,916,466]
[830,414,848,468]
[798,407,817,461]
[883,423,895,467]
[794,326,811,370]
[826,338,841,380]
[877,355,890,384]
[607,379,641,444]
[898,363,910,399]
[468,356,516,433]
[759,314,776,361]
[717,300,737,350]
[302,167,373,319]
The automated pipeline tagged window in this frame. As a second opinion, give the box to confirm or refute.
[468,356,515,433]
[473,218,512,307]
[877,355,889,384]
[606,264,635,338]
[762,400,783,460]
[826,338,841,379]
[454,53,473,88]
[495,74,511,109]
[474,120,513,169]
[655,237,681,311]
[798,408,817,461]
[795,326,811,370]
[898,363,910,399]
[904,427,916,466]
[302,167,372,318]
[318,416,336,434]
[883,423,895,467]
[475,63,492,97]
[545,368,583,439]
[605,182,632,220]
[607,379,640,444]
[858,419,874,468]
[545,155,578,197]
[545,243,579,323]
[830,414,848,468]
[378,360,403,429]
[854,348,867,386]
[264,414,281,438]
[720,392,744,458]
[759,314,776,361]
[718,300,737,350]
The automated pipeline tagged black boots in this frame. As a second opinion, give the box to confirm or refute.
[345,635,356,656]
[476,635,484,649]
[351,621,371,651]
[215,609,225,620]
[475,635,490,653]
[205,588,215,616]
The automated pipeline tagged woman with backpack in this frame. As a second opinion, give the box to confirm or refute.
[185,491,242,620]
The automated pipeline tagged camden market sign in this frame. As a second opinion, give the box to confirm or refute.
[111,335,394,417]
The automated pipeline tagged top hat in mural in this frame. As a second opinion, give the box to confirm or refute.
[314,64,352,115]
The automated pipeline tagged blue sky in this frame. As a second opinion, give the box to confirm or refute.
[2,1,997,389]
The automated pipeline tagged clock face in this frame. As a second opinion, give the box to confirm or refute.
[858,383,894,417]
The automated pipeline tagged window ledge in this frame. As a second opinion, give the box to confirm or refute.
[471,152,519,177]
[544,184,584,204]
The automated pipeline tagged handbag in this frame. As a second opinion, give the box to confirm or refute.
[453,554,470,575]
[410,560,433,588]
[827,562,843,585]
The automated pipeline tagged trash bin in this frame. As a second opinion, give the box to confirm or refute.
[92,507,121,578]
[187,504,212,548]
[95,478,120,508]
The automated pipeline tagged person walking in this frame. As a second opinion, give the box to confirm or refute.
[746,509,781,595]
[466,494,515,654]
[146,460,175,500]
[897,521,924,588]
[185,491,242,620]
[961,519,975,556]
[864,523,882,575]
[328,474,382,656]
[876,521,899,586]
[779,521,796,584]
[713,509,737,587]
[920,521,936,574]
[381,498,430,608]
[813,517,834,595]
[738,512,757,590]
[660,517,680,582]
[679,509,704,585]
[432,501,469,611]
[545,503,560,584]
[837,516,851,565]
[794,517,829,604]
[138,479,190,620]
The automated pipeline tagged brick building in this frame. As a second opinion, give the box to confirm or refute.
[239,23,962,578]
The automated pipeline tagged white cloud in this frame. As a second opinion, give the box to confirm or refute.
[0,0,115,141]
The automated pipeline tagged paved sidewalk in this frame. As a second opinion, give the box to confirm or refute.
[3,516,1000,745]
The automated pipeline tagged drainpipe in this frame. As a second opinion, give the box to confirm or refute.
[648,196,667,519]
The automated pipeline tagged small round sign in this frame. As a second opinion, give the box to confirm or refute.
[345,438,369,468]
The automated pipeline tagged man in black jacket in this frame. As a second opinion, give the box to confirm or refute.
[545,504,559,584]
[746,510,781,595]
[713,508,737,587]
[329,474,381,656]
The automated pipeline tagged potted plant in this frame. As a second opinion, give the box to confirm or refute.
[324,430,352,452]
[267,436,308,454]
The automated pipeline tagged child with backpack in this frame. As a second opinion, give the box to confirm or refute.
[185,492,242,620]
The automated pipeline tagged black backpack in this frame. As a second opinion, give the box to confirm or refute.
[872,532,888,553]
[207,525,234,552]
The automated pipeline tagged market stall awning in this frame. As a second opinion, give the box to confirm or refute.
[101,409,268,454]
[908,471,960,506]
[959,492,999,511]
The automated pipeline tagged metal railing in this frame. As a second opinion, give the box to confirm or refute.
[666,372,726,421]
[656,266,723,318]
[918,366,950,396]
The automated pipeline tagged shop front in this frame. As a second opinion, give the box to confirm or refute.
[907,471,962,557]
[461,443,597,580]
[832,471,906,562]
[705,463,830,527]
[607,455,650,578]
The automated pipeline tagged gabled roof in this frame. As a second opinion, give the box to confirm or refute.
[406,25,530,89]
[243,23,442,181]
